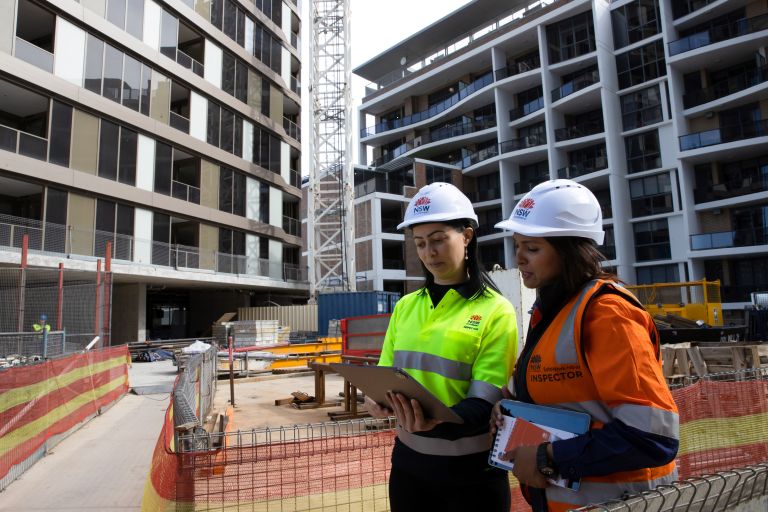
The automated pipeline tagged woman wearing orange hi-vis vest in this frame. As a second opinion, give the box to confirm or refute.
[491,179,679,512]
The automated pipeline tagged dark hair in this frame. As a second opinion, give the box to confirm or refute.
[545,237,617,297]
[417,219,501,296]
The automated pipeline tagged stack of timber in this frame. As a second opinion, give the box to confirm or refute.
[661,341,768,381]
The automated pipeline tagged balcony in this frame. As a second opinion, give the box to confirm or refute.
[283,216,300,237]
[679,119,768,151]
[152,241,200,269]
[555,119,604,142]
[683,66,768,109]
[290,33,300,49]
[289,168,301,188]
[466,188,501,202]
[493,55,541,80]
[290,75,300,95]
[430,117,496,143]
[461,144,499,168]
[283,118,300,141]
[557,155,608,179]
[551,69,600,102]
[171,180,201,204]
[371,141,413,167]
[361,72,494,138]
[175,48,204,77]
[672,0,719,19]
[669,13,768,56]
[14,36,54,73]
[514,175,549,195]
[500,133,547,153]
[509,97,544,121]
[691,227,768,250]
[0,123,48,161]
[354,176,405,197]
[694,175,768,203]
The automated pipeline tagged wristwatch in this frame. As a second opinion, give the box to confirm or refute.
[536,442,557,477]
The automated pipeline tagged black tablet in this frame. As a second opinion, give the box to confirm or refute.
[329,363,464,423]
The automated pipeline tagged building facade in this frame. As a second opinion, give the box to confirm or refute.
[353,0,768,321]
[0,0,306,342]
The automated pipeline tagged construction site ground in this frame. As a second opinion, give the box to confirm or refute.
[0,360,354,511]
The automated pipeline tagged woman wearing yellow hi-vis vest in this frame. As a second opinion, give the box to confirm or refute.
[365,182,519,512]
[492,179,679,512]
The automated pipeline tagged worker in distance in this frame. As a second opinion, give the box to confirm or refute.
[492,179,679,511]
[365,182,519,511]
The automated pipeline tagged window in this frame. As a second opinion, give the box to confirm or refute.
[218,167,246,216]
[102,44,123,103]
[160,10,179,60]
[84,35,104,94]
[425,165,453,184]
[616,40,666,90]
[625,130,661,173]
[629,173,673,217]
[49,101,72,167]
[107,0,144,39]
[122,54,142,112]
[546,11,596,64]
[44,187,68,252]
[601,226,616,260]
[207,103,220,147]
[518,161,549,194]
[152,212,171,265]
[621,84,663,131]
[259,182,269,222]
[633,219,671,261]
[118,128,137,185]
[636,264,679,285]
[95,199,134,259]
[254,128,281,172]
[98,120,119,180]
[154,142,172,196]
[612,0,661,49]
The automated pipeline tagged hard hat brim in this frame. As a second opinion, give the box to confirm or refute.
[398,212,479,230]
[495,219,605,245]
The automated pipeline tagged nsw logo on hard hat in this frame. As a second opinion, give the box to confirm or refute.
[412,196,431,214]
[514,198,535,219]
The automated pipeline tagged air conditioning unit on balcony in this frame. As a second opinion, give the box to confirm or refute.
[413,136,422,147]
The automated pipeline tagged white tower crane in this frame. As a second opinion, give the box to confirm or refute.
[307,0,355,299]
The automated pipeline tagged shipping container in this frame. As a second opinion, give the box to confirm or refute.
[317,291,400,335]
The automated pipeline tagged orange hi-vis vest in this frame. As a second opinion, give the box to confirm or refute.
[523,280,679,511]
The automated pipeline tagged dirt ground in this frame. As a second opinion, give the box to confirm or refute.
[211,371,356,430]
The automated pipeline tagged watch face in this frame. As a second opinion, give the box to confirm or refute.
[540,466,555,477]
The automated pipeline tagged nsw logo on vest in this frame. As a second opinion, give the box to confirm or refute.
[514,198,535,220]
[412,196,431,215]
[464,314,482,331]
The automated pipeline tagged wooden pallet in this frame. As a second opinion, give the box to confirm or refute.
[661,342,768,380]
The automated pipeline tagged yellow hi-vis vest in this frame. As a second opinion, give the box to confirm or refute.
[33,323,51,332]
[379,286,518,456]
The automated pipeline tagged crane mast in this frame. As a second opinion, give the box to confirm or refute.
[307,0,355,299]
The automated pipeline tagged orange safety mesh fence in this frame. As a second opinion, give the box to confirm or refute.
[142,368,768,512]
[0,345,130,490]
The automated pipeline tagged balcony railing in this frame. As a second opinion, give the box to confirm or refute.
[510,97,544,121]
[176,48,204,77]
[514,175,549,195]
[0,123,48,161]
[371,141,413,167]
[691,227,768,250]
[669,13,768,56]
[679,119,768,151]
[283,215,300,236]
[461,144,499,168]
[494,56,541,81]
[555,119,604,142]
[430,117,496,143]
[551,69,600,102]
[169,111,190,133]
[289,168,301,188]
[500,133,547,153]
[361,72,494,138]
[171,180,201,204]
[466,188,501,202]
[283,117,300,141]
[354,176,406,198]
[290,75,301,95]
[557,155,608,179]
[14,37,53,73]
[694,175,768,203]
[0,212,307,282]
[683,66,768,108]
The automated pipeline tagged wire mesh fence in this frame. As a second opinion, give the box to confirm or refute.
[0,267,110,365]
[173,345,217,434]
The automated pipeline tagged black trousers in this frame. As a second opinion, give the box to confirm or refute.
[388,461,511,512]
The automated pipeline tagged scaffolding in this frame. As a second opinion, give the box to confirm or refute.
[307,0,355,298]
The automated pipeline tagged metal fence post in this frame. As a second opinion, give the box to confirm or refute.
[42,328,48,360]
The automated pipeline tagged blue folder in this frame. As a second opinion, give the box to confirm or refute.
[498,399,591,434]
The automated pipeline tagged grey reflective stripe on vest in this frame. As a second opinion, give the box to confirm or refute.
[554,280,599,365]
[467,379,503,404]
[546,470,678,507]
[614,403,680,439]
[552,400,612,424]
[393,350,472,381]
[396,426,491,456]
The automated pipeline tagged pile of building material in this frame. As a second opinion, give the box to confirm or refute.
[216,337,342,377]
[654,313,747,343]
[661,341,768,381]
[0,354,42,369]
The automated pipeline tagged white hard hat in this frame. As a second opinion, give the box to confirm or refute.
[397,182,478,230]
[495,179,604,244]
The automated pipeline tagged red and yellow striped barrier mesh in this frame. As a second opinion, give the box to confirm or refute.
[0,346,130,483]
[142,376,768,511]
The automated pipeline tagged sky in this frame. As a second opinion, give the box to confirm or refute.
[300,0,472,171]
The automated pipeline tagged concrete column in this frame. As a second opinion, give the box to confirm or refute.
[111,283,147,343]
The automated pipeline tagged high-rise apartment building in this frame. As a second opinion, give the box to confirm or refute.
[353,0,768,323]
[0,0,305,341]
